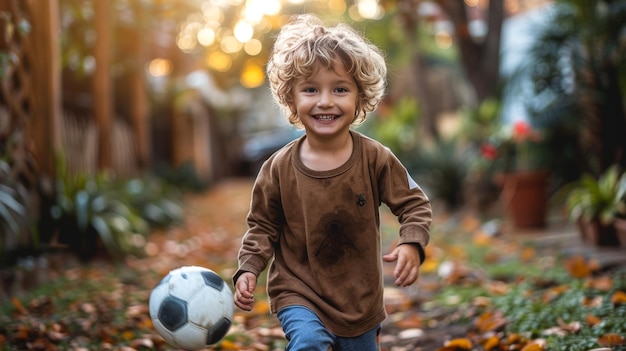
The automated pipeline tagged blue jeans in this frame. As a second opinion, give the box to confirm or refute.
[277,306,380,351]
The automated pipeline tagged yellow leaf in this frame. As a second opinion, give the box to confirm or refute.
[483,335,500,350]
[252,300,270,314]
[472,232,492,246]
[474,311,507,333]
[122,330,135,341]
[521,339,546,351]
[218,340,240,350]
[421,258,439,273]
[444,338,473,349]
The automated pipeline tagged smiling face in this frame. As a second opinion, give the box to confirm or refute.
[293,62,359,140]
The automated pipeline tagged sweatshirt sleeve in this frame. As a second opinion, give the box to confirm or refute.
[233,159,284,284]
[379,151,432,249]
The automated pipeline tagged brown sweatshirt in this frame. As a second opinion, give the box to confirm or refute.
[234,131,432,337]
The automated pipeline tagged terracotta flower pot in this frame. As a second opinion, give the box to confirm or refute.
[496,169,550,229]
[576,217,621,247]
[613,218,626,248]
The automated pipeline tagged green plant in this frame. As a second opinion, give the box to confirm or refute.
[50,167,149,260]
[49,156,186,260]
[118,177,184,228]
[414,139,469,210]
[561,165,626,226]
[491,273,626,351]
[523,0,626,177]
[0,160,32,263]
[362,96,422,158]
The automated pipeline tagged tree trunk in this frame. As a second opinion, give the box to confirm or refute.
[93,0,113,170]
[27,0,62,179]
[436,0,504,103]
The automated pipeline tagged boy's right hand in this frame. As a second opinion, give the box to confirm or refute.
[234,272,257,311]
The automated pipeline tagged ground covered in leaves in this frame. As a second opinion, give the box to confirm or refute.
[1,179,625,351]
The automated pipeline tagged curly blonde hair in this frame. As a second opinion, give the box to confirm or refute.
[266,14,387,128]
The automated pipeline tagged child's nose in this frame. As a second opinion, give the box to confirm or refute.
[317,91,334,107]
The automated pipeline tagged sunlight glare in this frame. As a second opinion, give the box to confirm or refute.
[357,0,383,20]
[201,4,223,23]
[242,1,264,24]
[244,38,263,56]
[263,0,282,15]
[177,33,197,52]
[197,27,216,46]
[234,20,254,43]
[221,36,243,53]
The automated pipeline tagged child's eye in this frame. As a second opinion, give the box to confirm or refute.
[302,87,317,93]
[335,87,349,93]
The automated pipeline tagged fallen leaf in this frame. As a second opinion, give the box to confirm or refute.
[543,327,567,337]
[472,296,491,308]
[520,246,536,262]
[130,337,154,349]
[585,314,602,326]
[486,281,509,295]
[474,311,507,333]
[482,335,500,350]
[586,276,613,291]
[444,338,473,349]
[597,333,625,347]
[396,314,423,329]
[582,295,603,308]
[521,339,546,351]
[564,255,592,278]
[610,291,626,305]
[557,319,582,333]
[12,297,27,315]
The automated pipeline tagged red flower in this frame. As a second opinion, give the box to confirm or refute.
[480,143,498,160]
[512,120,542,143]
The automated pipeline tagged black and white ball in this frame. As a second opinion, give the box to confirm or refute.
[149,266,234,350]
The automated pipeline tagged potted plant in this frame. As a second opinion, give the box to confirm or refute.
[481,120,551,229]
[561,165,626,247]
[615,198,626,247]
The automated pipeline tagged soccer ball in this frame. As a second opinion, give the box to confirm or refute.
[149,266,234,350]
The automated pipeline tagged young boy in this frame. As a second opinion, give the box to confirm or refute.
[233,14,432,351]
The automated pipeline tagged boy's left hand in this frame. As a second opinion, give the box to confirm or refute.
[383,244,421,287]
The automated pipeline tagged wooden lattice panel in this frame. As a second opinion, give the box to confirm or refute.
[0,0,37,190]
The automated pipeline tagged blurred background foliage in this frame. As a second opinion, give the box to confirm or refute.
[0,0,624,263]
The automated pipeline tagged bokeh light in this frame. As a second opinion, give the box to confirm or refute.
[147,58,173,77]
[240,61,266,88]
[207,51,232,72]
